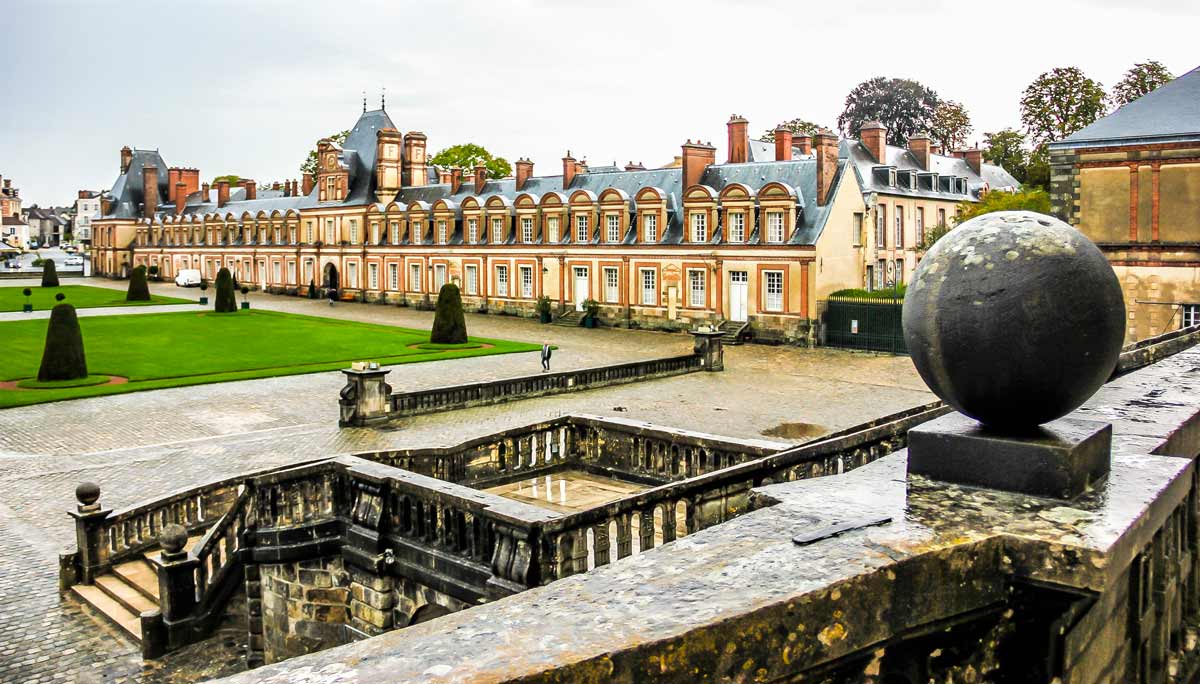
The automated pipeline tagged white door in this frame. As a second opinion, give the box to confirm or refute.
[729,271,749,322]
[573,267,589,311]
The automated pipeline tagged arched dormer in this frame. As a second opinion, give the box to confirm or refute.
[539,192,568,244]
[431,198,458,245]
[382,201,404,246]
[719,182,754,244]
[682,185,718,244]
[635,186,667,244]
[757,181,798,245]
[461,196,483,245]
[484,194,513,245]
[598,187,632,244]
[406,200,431,245]
[568,189,598,244]
[514,193,540,244]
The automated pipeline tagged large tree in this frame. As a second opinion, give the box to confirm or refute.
[427,144,512,180]
[982,128,1030,184]
[837,77,941,145]
[1019,67,1107,145]
[954,188,1051,224]
[758,118,823,143]
[300,130,350,176]
[930,101,973,151]
[1111,60,1173,108]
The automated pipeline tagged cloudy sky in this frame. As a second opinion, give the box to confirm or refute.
[2,0,1196,207]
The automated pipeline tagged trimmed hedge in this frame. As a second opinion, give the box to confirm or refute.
[430,283,467,344]
[126,265,151,301]
[214,267,237,312]
[37,303,88,381]
[41,260,59,287]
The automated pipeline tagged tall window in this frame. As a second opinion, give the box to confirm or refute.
[522,217,533,243]
[643,213,657,242]
[915,208,925,246]
[370,222,379,244]
[287,262,296,284]
[547,216,560,242]
[347,262,358,288]
[368,263,378,289]
[606,214,620,243]
[767,212,785,244]
[853,213,864,247]
[491,217,503,243]
[496,265,509,296]
[437,220,447,245]
[876,259,886,288]
[388,263,398,290]
[305,220,314,243]
[728,213,745,243]
[894,209,904,249]
[465,265,478,295]
[468,218,478,244]
[894,259,904,285]
[875,205,886,247]
[272,261,282,284]
[641,269,656,306]
[1184,304,1200,328]
[520,266,533,298]
[575,214,588,243]
[688,270,706,308]
[411,220,422,245]
[604,267,619,303]
[390,221,399,245]
[325,219,335,244]
[690,212,707,242]
[349,220,358,245]
[304,260,313,284]
[937,208,946,228]
[409,263,421,292]
[434,264,446,290]
[765,271,784,312]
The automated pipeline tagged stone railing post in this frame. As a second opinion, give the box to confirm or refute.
[689,329,725,372]
[339,365,393,427]
[155,524,199,648]
[67,482,111,586]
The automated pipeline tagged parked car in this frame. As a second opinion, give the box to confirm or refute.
[3,258,18,269]
[175,268,202,287]
[65,256,83,266]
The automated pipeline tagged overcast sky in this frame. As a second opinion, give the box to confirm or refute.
[2,0,1197,207]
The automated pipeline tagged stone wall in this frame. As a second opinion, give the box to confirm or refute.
[259,557,351,664]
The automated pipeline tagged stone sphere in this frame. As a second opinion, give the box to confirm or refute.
[75,482,100,506]
[159,524,189,554]
[902,211,1125,428]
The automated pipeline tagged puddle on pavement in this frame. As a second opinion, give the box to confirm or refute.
[761,422,827,439]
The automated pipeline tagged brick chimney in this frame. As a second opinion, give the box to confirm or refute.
[515,158,534,191]
[438,168,452,185]
[797,136,813,155]
[175,183,187,216]
[216,180,230,208]
[450,167,463,194]
[930,143,943,156]
[202,182,210,201]
[908,133,932,170]
[120,146,133,173]
[179,169,200,199]
[78,190,89,200]
[624,161,645,171]
[964,148,982,175]
[681,140,716,189]
[142,164,159,220]
[562,152,577,190]
[474,163,487,194]
[167,168,181,205]
[239,179,257,201]
[302,172,314,196]
[814,129,839,206]
[774,127,793,162]
[727,115,749,164]
[860,121,887,163]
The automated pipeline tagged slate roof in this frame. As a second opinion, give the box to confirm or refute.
[841,140,1019,200]
[104,149,169,219]
[1054,65,1200,148]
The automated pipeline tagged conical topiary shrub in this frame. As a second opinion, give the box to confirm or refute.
[430,283,467,344]
[37,302,87,381]
[41,259,59,287]
[308,279,318,299]
[126,265,151,301]
[214,267,237,312]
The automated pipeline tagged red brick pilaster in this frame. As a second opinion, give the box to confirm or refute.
[1128,164,1139,242]
[1151,163,1161,242]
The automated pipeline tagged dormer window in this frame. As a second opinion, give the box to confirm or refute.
[889,169,897,187]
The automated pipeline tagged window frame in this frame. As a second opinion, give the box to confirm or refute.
[766,212,785,244]
[643,213,657,242]
[728,212,745,243]
[690,212,707,242]
[495,264,509,297]
[687,268,706,308]
[764,270,784,312]
[519,265,533,298]
[640,268,657,306]
[465,264,478,295]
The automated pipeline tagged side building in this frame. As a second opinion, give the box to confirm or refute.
[91,109,1014,342]
[1050,64,1200,342]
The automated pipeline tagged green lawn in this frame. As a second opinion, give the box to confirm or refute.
[0,285,192,312]
[0,309,541,408]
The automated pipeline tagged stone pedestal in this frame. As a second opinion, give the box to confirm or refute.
[339,367,393,427]
[908,412,1112,499]
[689,329,724,372]
[68,483,110,585]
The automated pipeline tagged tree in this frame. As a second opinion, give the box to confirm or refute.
[300,130,350,176]
[126,265,151,301]
[430,283,467,344]
[930,101,973,151]
[1111,60,1173,107]
[837,77,941,145]
[41,259,58,287]
[758,118,823,143]
[37,302,87,381]
[954,188,1052,224]
[211,175,242,185]
[214,267,237,313]
[427,144,512,180]
[982,129,1030,184]
[1024,145,1052,191]
[1020,67,1107,145]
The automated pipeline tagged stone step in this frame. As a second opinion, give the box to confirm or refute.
[95,574,158,616]
[71,584,142,641]
[113,559,160,602]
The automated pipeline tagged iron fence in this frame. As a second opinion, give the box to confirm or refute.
[819,295,907,354]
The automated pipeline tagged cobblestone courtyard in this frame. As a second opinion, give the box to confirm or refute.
[0,278,932,682]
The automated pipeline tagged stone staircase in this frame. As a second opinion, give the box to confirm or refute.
[719,320,749,345]
[553,309,584,327]
[69,533,201,643]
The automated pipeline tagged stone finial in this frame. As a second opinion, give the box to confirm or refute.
[159,524,189,555]
[75,482,100,510]
[903,211,1125,428]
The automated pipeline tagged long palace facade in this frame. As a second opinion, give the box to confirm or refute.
[90,107,1017,341]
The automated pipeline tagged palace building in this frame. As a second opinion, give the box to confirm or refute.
[91,106,1016,342]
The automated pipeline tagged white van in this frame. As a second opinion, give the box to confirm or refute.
[175,269,202,287]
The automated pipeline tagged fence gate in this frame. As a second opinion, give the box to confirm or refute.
[820,295,907,354]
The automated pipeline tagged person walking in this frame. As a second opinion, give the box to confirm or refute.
[541,343,552,372]
[328,286,338,307]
